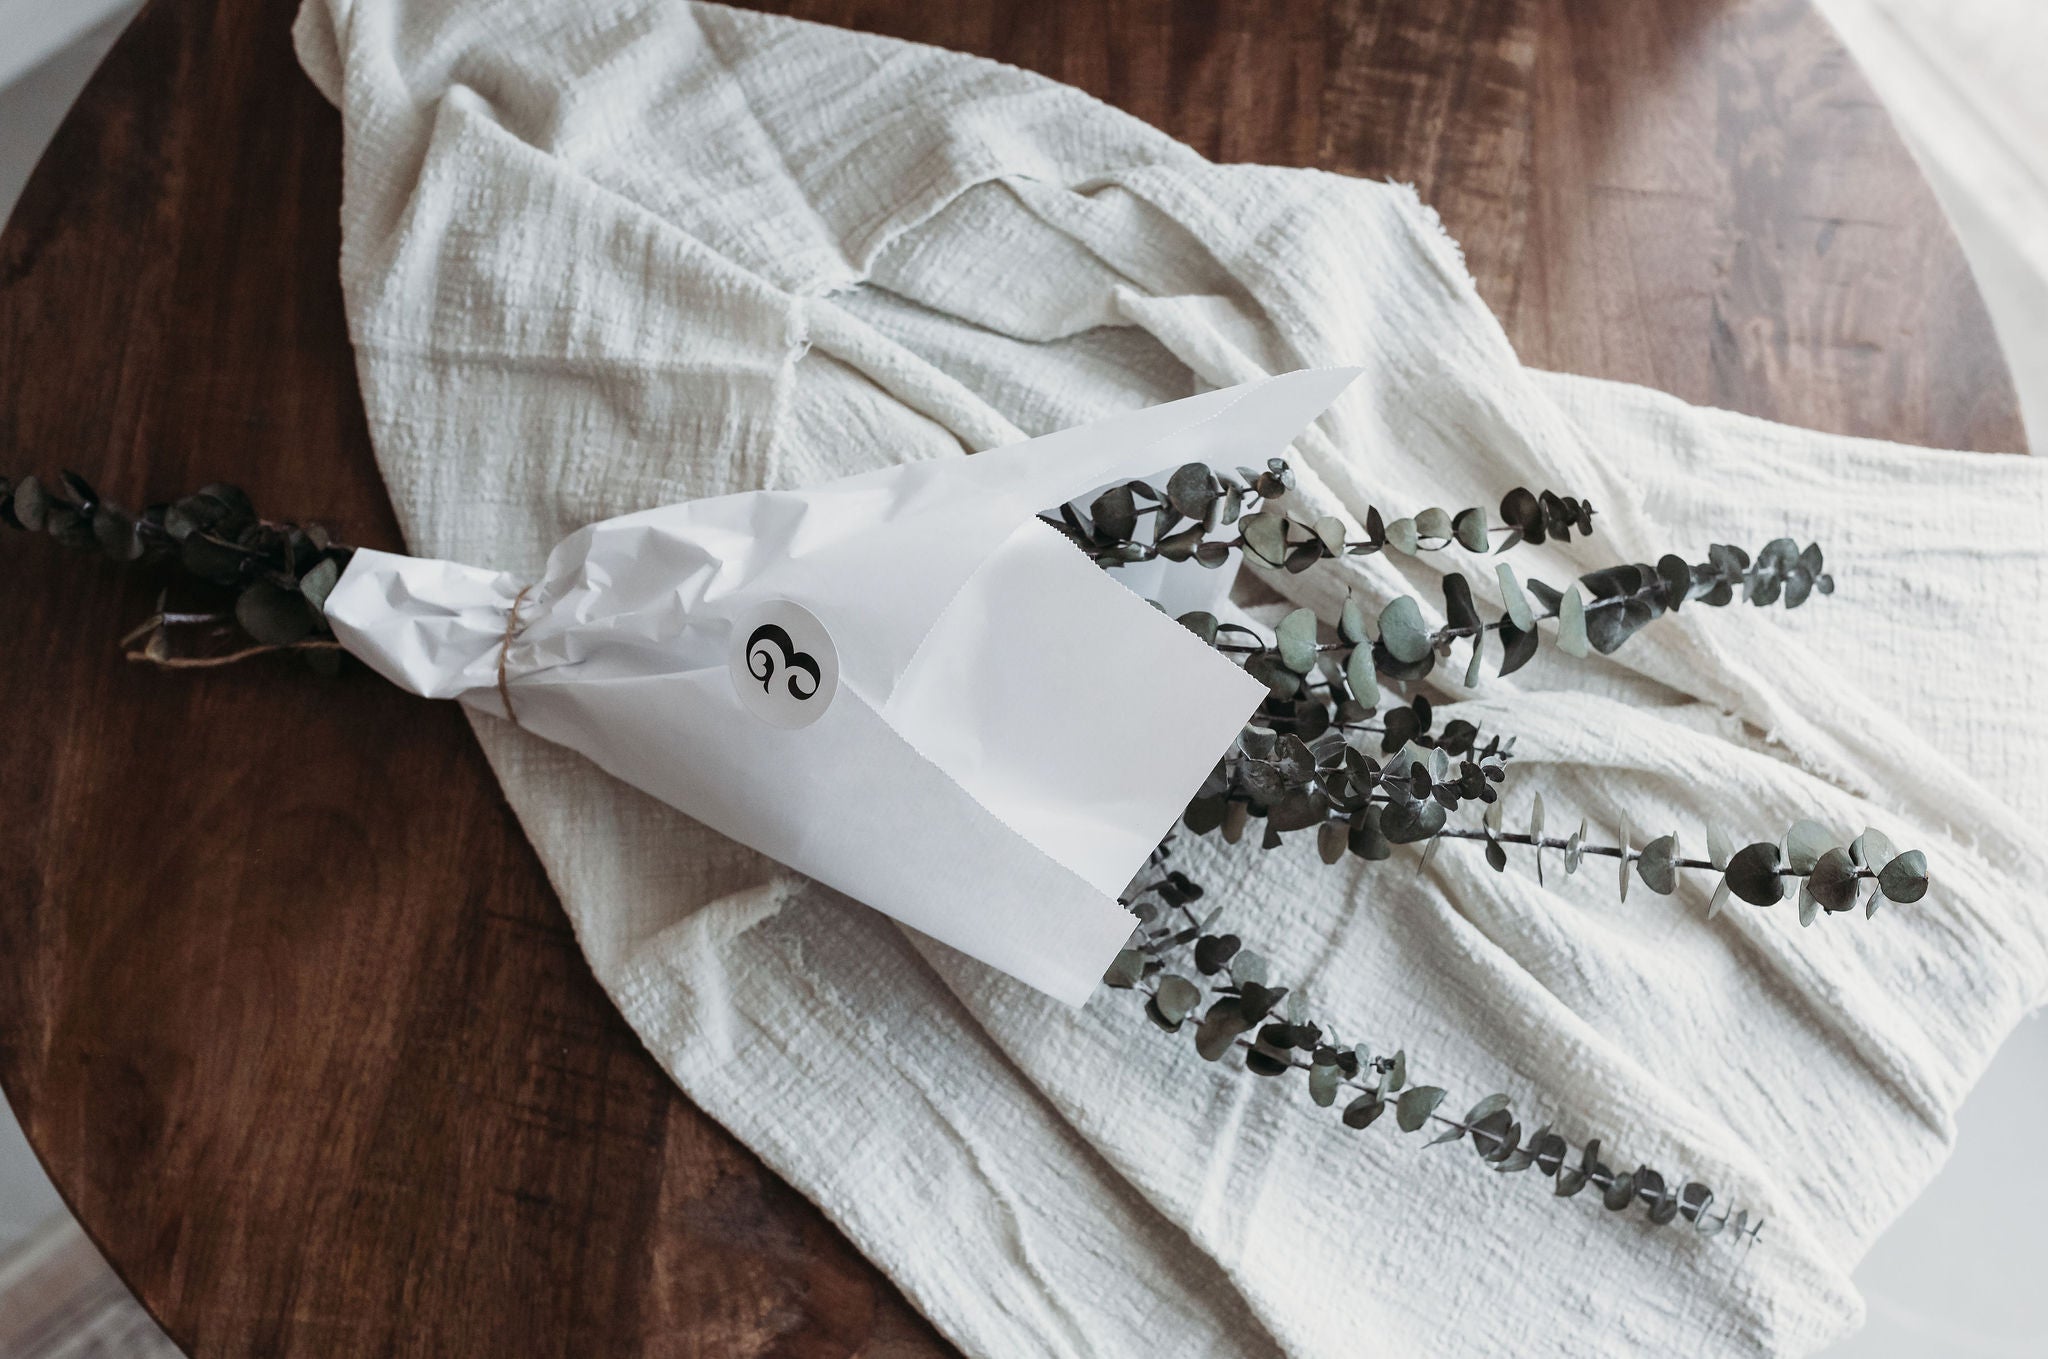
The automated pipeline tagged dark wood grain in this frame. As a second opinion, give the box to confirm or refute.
[0,0,2021,1355]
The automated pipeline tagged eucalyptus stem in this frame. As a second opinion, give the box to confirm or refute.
[1111,859,1766,1242]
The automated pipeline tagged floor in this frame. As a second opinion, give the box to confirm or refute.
[1,2,2043,1355]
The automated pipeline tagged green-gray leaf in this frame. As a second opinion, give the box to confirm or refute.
[1277,608,1320,674]
[1453,506,1490,552]
[1091,484,1137,542]
[1385,517,1420,555]
[1556,586,1590,658]
[1784,819,1833,875]
[235,582,317,646]
[1396,1086,1446,1132]
[1707,824,1733,871]
[1378,596,1431,664]
[1637,833,1679,895]
[1343,1095,1385,1129]
[1345,642,1379,708]
[1878,850,1929,904]
[1241,512,1287,566]
[1103,949,1145,989]
[1850,826,1897,872]
[1725,842,1786,906]
[1807,846,1859,913]
[1339,594,1371,646]
[1495,562,1535,631]
[299,557,342,612]
[1155,975,1200,1022]
[1195,1001,1250,1061]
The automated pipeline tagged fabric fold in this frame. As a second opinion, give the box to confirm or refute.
[296,0,2048,1354]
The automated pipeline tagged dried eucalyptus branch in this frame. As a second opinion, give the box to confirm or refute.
[1105,856,1768,1245]
[1051,460,1829,703]
[1185,725,1930,926]
[1,471,354,668]
[1179,531,1830,703]
[1042,458,1597,572]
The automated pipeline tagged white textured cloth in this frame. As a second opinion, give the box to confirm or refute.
[293,1,2048,1354]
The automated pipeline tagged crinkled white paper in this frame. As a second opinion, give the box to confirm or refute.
[326,369,1357,1003]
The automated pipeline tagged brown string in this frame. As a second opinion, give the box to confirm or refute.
[496,583,535,727]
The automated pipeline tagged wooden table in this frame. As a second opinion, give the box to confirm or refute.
[0,0,2022,1354]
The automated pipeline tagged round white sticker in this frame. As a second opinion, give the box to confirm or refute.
[728,599,839,730]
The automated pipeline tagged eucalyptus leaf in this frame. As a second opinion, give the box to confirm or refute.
[1706,824,1733,871]
[1637,833,1679,895]
[1725,842,1786,906]
[299,557,341,612]
[1148,975,1202,1031]
[1556,586,1590,659]
[1349,805,1393,861]
[1343,1095,1386,1129]
[1495,563,1535,631]
[1378,596,1431,664]
[1878,850,1929,904]
[1396,1086,1446,1132]
[1090,483,1137,542]
[1277,608,1320,674]
[1103,949,1145,989]
[1850,827,1896,872]
[1241,512,1287,566]
[10,475,47,531]
[1464,1092,1511,1124]
[1497,619,1538,676]
[1442,572,1481,635]
[1167,463,1216,520]
[1195,1000,1250,1061]
[1345,643,1379,708]
[1784,819,1833,875]
[1807,846,1859,913]
[1339,595,1371,646]
[235,581,317,646]
[1453,506,1490,552]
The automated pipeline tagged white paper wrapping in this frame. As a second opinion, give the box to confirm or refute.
[325,370,1356,1004]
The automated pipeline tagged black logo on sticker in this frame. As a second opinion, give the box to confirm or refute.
[745,623,822,702]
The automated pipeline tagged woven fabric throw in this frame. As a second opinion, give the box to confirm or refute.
[293,1,2048,1353]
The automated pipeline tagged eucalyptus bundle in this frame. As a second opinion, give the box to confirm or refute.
[1048,459,1931,1245]
[3,456,1932,1247]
